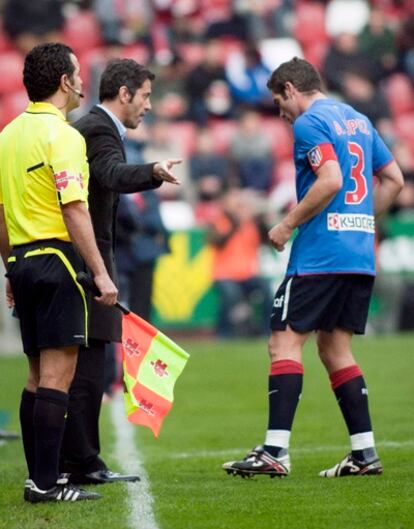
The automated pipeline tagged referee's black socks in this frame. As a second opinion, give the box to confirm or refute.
[33,387,68,490]
[19,388,36,479]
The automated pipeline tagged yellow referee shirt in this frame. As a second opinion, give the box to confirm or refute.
[0,102,89,245]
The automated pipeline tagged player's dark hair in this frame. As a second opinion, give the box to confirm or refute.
[267,57,323,98]
[99,59,155,102]
[23,42,75,102]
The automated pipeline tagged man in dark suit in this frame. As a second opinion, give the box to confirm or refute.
[60,59,181,484]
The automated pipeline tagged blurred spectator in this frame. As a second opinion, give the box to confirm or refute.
[142,119,191,201]
[235,0,294,41]
[229,108,273,192]
[2,0,65,54]
[190,128,228,194]
[342,70,392,128]
[207,188,272,338]
[358,7,398,79]
[93,0,151,45]
[190,128,229,223]
[225,43,273,112]
[116,191,170,321]
[323,32,381,95]
[205,10,248,41]
[150,55,189,121]
[390,141,414,213]
[184,39,231,125]
[396,14,414,82]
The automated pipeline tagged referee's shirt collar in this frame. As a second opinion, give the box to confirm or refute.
[26,101,66,121]
[97,104,127,141]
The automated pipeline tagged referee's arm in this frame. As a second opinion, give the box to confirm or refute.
[61,200,118,306]
[0,205,10,267]
[0,205,14,308]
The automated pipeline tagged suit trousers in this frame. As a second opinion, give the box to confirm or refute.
[60,339,107,474]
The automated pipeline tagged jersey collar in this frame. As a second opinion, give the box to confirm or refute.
[26,101,66,121]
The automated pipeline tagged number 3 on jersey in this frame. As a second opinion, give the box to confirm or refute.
[345,142,367,205]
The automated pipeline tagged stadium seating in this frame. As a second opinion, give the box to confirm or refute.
[0,50,24,95]
[293,1,328,48]
[395,113,414,149]
[384,73,414,117]
[0,89,28,128]
[261,118,294,161]
[62,9,103,55]
[209,119,237,154]
[167,121,197,157]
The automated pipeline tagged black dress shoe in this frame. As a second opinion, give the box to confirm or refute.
[69,469,140,485]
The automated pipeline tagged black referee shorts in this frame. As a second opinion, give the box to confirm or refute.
[270,274,375,335]
[7,239,88,356]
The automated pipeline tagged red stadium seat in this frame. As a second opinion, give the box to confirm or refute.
[272,159,296,185]
[262,118,294,161]
[176,43,205,66]
[208,119,237,154]
[0,51,24,95]
[0,21,13,52]
[303,41,329,70]
[395,113,414,145]
[384,73,414,117]
[78,47,107,92]
[0,90,28,129]
[63,10,103,54]
[121,44,151,65]
[294,2,328,47]
[167,121,197,157]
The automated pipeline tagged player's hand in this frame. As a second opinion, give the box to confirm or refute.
[153,159,182,185]
[93,273,118,306]
[268,221,293,252]
[5,278,14,309]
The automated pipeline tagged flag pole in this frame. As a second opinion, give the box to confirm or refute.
[76,272,130,315]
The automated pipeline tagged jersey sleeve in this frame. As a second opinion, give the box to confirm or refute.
[372,128,394,172]
[294,115,338,172]
[49,126,89,205]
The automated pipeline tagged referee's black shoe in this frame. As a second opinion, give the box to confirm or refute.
[69,469,140,485]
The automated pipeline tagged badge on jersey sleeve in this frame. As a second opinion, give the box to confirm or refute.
[307,143,337,171]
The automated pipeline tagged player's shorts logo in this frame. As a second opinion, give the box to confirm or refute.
[327,213,375,233]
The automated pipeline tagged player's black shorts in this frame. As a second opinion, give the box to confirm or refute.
[270,274,375,335]
[6,239,87,356]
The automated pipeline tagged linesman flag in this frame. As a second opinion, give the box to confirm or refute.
[121,311,189,437]
[76,273,190,437]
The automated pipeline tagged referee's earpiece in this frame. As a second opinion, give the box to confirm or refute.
[65,82,85,99]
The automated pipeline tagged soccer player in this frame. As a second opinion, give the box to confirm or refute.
[223,57,404,478]
[0,43,117,502]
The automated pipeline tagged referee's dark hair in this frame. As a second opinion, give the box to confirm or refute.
[23,42,75,102]
[99,59,155,102]
[267,57,324,99]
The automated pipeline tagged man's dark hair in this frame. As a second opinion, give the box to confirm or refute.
[267,57,323,98]
[99,59,155,102]
[23,42,75,102]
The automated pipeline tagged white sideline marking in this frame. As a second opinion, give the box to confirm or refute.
[111,394,159,529]
[167,439,414,460]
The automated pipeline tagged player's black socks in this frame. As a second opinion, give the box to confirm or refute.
[19,389,36,479]
[264,360,303,458]
[330,365,375,461]
[33,387,68,490]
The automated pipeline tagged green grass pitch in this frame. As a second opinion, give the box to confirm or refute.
[0,334,413,529]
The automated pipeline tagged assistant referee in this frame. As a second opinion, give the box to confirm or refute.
[0,43,117,503]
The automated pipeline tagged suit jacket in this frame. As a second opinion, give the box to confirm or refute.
[73,105,161,342]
